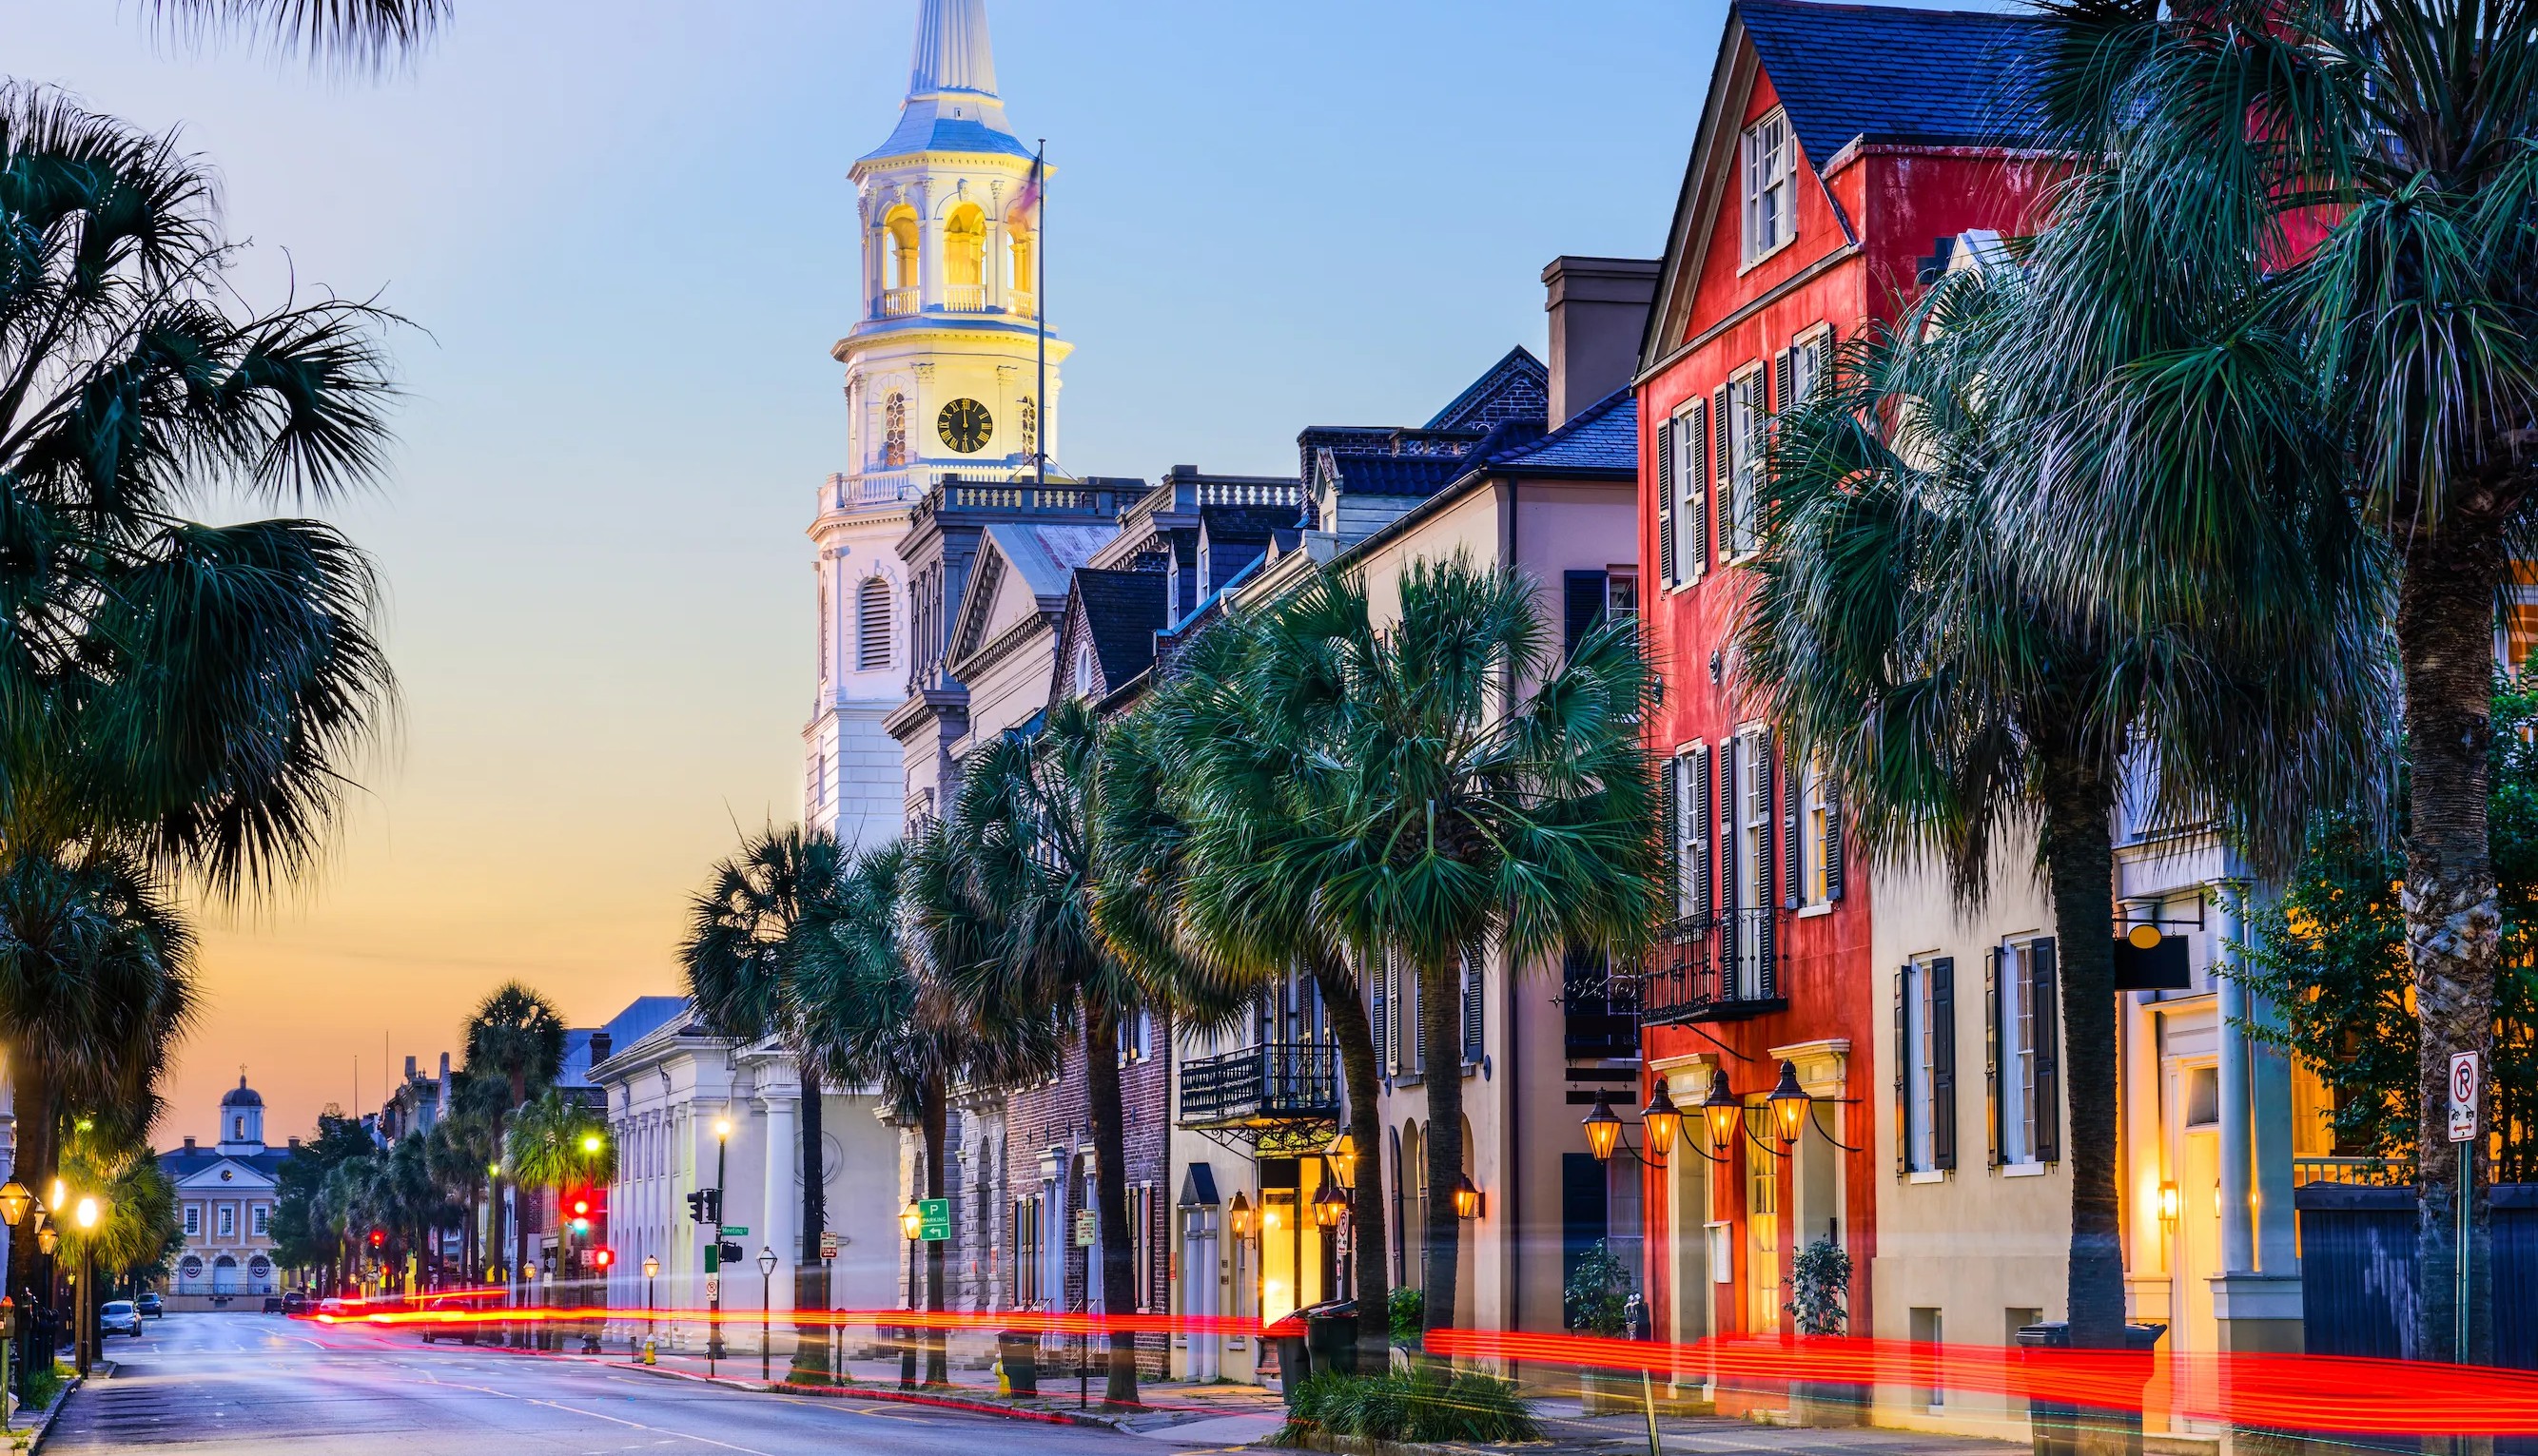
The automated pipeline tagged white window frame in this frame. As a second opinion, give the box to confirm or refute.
[2000,939,2041,1168]
[252,1204,269,1236]
[185,1203,201,1237]
[218,1204,236,1238]
[1725,366,1767,559]
[1742,111,1796,265]
[1905,957,1940,1175]
[1673,747,1705,918]
[1789,325,1831,408]
[1798,751,1830,911]
[1733,728,1767,997]
[1669,403,1705,589]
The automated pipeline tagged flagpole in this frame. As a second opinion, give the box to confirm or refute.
[1034,138,1047,492]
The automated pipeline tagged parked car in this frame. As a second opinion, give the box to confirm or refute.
[136,1291,164,1319]
[262,1295,283,1313]
[282,1291,308,1314]
[99,1300,143,1338]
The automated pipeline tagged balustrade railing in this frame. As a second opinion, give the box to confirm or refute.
[1638,908,1783,1025]
[1007,288,1035,319]
[2293,1155,2411,1187]
[943,283,986,313]
[880,286,919,319]
[1178,1041,1339,1126]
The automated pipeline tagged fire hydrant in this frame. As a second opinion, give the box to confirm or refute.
[993,1355,1007,1396]
[642,1337,658,1367]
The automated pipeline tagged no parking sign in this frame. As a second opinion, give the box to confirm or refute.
[2449,1052,2480,1143]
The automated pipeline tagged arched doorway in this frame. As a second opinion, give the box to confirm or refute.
[212,1254,240,1296]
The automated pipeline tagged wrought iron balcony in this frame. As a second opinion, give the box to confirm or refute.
[1178,1041,1339,1129]
[1638,908,1784,1025]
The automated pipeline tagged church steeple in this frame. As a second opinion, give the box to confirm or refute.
[908,0,998,100]
[864,0,1029,165]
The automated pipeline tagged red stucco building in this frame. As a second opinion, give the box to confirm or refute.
[1629,0,2053,1395]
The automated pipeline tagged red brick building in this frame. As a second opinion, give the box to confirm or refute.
[1630,0,2052,1391]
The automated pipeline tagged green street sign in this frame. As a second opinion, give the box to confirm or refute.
[918,1197,950,1242]
[720,1225,749,1237]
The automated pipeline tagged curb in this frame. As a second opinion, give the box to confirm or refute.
[1274,1427,1547,1456]
[21,1369,87,1454]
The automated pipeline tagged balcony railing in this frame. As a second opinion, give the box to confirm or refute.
[1178,1041,1339,1127]
[879,286,919,319]
[829,470,923,511]
[1639,908,1784,1025]
[2293,1155,2411,1187]
[1007,288,1035,319]
[943,283,986,313]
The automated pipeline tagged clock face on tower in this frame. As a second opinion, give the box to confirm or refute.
[937,398,993,454]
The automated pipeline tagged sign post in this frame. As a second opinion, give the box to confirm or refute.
[2449,1051,2478,1367]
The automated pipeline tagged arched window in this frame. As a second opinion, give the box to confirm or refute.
[1006,215,1036,317]
[882,393,908,467]
[1073,643,1097,697]
[883,205,921,291]
[946,203,986,309]
[856,577,892,671]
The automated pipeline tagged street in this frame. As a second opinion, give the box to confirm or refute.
[44,1314,1260,1456]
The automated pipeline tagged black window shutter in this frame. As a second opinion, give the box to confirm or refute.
[1931,955,1957,1171]
[1656,419,1676,588]
[1757,734,1777,993]
[1985,948,2001,1170]
[1372,947,1389,1073]
[1564,570,1608,661]
[1773,349,1793,418]
[1824,775,1844,901]
[1409,948,1425,1074]
[1690,398,1711,576]
[2032,939,2061,1163]
[1462,941,1484,1063]
[1782,753,1803,911]
[1718,738,1738,976]
[1893,966,1910,1180]
[1691,745,1712,918]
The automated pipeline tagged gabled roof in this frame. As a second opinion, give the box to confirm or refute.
[1639,0,2049,376]
[1059,569,1170,696]
[1740,0,2047,165]
[1476,389,1638,476]
[1424,346,1551,432]
[1196,503,1301,542]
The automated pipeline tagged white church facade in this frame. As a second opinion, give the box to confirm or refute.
[805,0,1067,846]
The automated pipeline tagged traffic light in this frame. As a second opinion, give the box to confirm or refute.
[572,1198,589,1216]
[368,1229,385,1249]
[590,1248,614,1270]
[685,1191,706,1224]
[703,1188,721,1226]
[716,1240,743,1264]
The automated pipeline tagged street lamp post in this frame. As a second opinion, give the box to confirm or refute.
[71,1195,100,1377]
[756,1248,777,1383]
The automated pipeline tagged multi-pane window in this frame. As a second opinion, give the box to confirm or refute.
[253,1205,269,1236]
[1733,730,1767,995]
[1742,112,1794,262]
[1747,1149,1781,1332]
[218,1205,236,1238]
[1800,753,1829,907]
[1013,1194,1043,1307]
[1128,1183,1156,1312]
[1724,370,1767,557]
[185,1204,201,1237]
[1990,940,2060,1167]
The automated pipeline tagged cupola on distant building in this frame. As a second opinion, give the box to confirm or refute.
[162,1073,291,1303]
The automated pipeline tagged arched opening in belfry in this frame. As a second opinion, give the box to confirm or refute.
[883,204,922,311]
[945,203,986,308]
[1005,208,1036,316]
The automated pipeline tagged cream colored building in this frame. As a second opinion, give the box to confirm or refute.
[163,1076,288,1304]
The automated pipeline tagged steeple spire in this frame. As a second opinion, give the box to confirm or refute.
[908,0,999,99]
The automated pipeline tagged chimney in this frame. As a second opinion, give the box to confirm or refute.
[589,1031,614,1067]
[288,1136,302,1150]
[1542,257,1662,427]
[183,1136,196,1151]
[438,1052,452,1115]
[403,1055,418,1083]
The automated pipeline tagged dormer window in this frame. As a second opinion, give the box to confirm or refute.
[1742,111,1794,263]
[1074,644,1097,698]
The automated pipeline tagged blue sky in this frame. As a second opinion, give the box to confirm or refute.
[9,0,1716,1138]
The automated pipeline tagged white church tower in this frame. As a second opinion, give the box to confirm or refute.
[805,0,1067,845]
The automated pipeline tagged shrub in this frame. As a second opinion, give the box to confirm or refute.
[19,1358,67,1411]
[1784,1234,1852,1337]
[1563,1239,1636,1337]
[1387,1286,1423,1347]
[1281,1369,1542,1446]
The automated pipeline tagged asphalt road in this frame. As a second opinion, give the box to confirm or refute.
[46,1313,1256,1456]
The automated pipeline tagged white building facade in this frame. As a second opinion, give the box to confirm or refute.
[162,1077,289,1304]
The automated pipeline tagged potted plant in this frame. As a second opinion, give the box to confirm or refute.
[1564,1240,1641,1415]
[1782,1236,1857,1427]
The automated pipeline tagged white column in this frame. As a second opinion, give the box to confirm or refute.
[2214,880,2256,1275]
[2249,931,2301,1275]
[915,184,942,311]
[985,213,1006,312]
[763,1097,798,1314]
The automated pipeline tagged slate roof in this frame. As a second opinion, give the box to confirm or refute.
[1423,346,1551,432]
[1197,503,1302,541]
[1071,569,1170,689]
[1323,452,1470,497]
[1738,0,2049,166]
[161,1146,289,1182]
[862,110,1036,164]
[1479,389,1639,475]
[220,1077,264,1108]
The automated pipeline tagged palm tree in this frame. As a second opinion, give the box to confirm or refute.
[464,981,565,1327]
[1227,556,1661,1340]
[680,825,847,1381]
[132,0,446,65]
[425,1084,500,1286]
[1093,614,1393,1372]
[1744,268,2378,1365]
[2000,0,2537,1359]
[503,1088,616,1349]
[917,705,1156,1403]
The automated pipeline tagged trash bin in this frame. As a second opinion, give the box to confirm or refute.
[2017,1321,2167,1456]
[1301,1298,1358,1377]
[996,1330,1040,1396]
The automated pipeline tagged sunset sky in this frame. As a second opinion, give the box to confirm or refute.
[10,0,1714,1144]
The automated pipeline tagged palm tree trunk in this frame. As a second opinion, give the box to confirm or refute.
[1083,1002,1140,1407]
[1312,951,1390,1374]
[1416,953,1465,1344]
[6,1064,52,1400]
[791,1059,831,1383]
[2038,749,2123,1351]
[922,1070,949,1387]
[2396,518,2504,1367]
